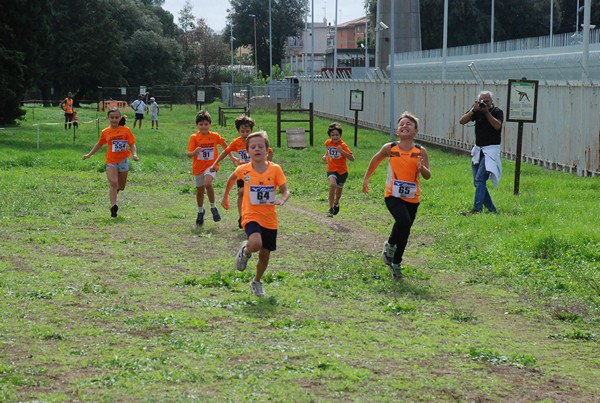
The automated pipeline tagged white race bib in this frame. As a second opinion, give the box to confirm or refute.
[327,146,341,159]
[237,149,250,163]
[112,140,127,153]
[392,180,417,198]
[197,148,214,160]
[250,185,275,204]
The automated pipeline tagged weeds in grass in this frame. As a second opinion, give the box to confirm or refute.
[0,103,598,401]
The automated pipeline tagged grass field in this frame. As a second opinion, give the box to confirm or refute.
[0,103,598,401]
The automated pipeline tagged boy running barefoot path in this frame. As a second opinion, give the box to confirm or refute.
[322,122,354,217]
[221,131,290,297]
[82,108,139,218]
[362,111,431,280]
[187,110,232,226]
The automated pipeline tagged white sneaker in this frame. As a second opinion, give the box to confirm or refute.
[236,241,250,271]
[382,241,396,266]
[250,280,265,296]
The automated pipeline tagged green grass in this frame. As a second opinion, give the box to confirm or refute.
[0,103,598,401]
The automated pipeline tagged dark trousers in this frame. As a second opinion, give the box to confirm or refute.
[385,197,419,265]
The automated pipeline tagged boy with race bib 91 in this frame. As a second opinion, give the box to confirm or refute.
[82,108,139,218]
[362,111,431,280]
[187,110,232,226]
[221,131,290,297]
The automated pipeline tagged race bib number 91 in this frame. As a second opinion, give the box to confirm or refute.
[197,148,215,160]
[250,185,275,204]
[112,140,128,153]
[392,180,417,198]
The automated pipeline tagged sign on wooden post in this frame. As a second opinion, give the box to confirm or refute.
[286,128,307,149]
[506,78,539,195]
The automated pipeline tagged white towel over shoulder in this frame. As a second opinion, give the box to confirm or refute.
[471,145,502,189]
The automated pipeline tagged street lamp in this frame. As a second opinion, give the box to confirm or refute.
[249,14,258,78]
[269,0,273,82]
[230,25,235,97]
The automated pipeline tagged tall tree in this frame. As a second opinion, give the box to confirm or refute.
[227,0,308,78]
[419,0,563,50]
[0,0,52,124]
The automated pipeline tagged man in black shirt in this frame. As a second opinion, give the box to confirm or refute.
[459,90,503,214]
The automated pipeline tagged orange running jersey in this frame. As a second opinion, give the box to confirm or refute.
[224,137,251,165]
[63,98,74,114]
[324,139,352,174]
[384,143,422,203]
[187,131,227,175]
[234,161,287,230]
[99,126,136,164]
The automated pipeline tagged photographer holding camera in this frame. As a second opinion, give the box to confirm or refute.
[459,90,503,215]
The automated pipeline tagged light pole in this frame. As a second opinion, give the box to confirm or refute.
[230,25,235,85]
[269,0,273,82]
[249,14,258,78]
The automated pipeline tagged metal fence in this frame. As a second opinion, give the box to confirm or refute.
[300,77,599,176]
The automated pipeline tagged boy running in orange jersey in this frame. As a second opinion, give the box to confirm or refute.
[210,115,273,228]
[82,108,139,218]
[221,131,290,297]
[187,110,232,226]
[362,111,431,280]
[322,122,354,217]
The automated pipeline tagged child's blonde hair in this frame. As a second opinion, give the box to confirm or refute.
[245,130,269,150]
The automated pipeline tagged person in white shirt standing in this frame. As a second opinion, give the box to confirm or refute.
[130,94,146,129]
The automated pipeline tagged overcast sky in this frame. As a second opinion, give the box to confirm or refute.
[161,0,367,33]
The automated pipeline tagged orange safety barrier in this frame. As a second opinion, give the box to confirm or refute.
[98,100,129,112]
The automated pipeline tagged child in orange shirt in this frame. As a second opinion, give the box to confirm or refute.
[187,110,230,226]
[322,122,354,217]
[362,111,431,280]
[82,108,139,218]
[210,115,273,228]
[221,131,290,297]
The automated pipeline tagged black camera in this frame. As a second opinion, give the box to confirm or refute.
[478,101,487,109]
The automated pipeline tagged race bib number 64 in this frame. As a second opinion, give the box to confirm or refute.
[250,185,275,204]
[392,180,417,199]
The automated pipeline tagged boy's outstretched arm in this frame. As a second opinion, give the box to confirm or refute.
[221,171,237,210]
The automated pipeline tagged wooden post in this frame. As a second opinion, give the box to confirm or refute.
[309,102,314,146]
[277,103,282,147]
[513,122,524,195]
[353,110,359,147]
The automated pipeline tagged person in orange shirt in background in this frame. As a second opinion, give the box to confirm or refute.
[322,122,354,217]
[60,92,74,129]
[72,111,79,129]
[82,108,139,218]
[221,131,290,297]
[210,115,273,228]
[187,110,231,226]
[362,111,431,281]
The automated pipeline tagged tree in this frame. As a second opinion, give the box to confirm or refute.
[0,0,52,124]
[227,0,308,78]
[419,0,563,50]
[123,31,183,86]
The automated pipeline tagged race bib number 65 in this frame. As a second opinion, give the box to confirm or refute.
[250,185,275,204]
[392,180,417,199]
